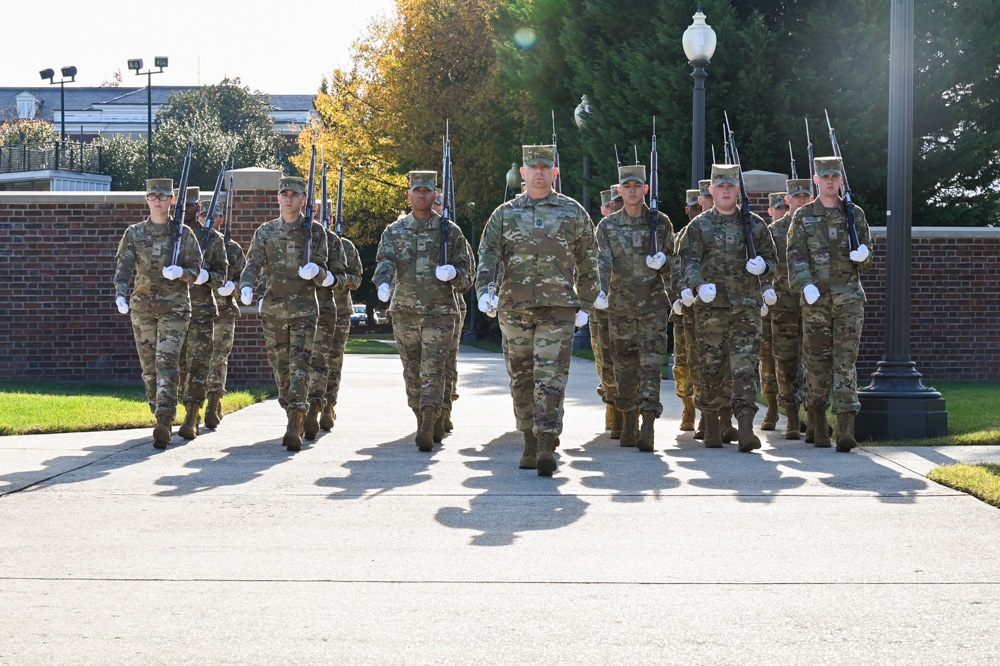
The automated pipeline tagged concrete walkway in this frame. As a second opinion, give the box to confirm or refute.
[2,349,999,664]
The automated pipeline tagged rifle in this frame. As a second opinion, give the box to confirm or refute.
[723,111,757,260]
[169,121,196,267]
[805,118,817,198]
[335,152,345,236]
[440,121,453,266]
[723,124,732,164]
[648,116,660,257]
[222,162,234,283]
[788,141,798,179]
[200,148,230,262]
[711,144,717,165]
[320,148,329,231]
[302,131,318,267]
[551,110,562,193]
[824,110,860,251]
[614,144,621,169]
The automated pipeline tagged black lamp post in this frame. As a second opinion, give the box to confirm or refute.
[127,57,168,179]
[574,95,593,212]
[856,0,947,440]
[682,4,717,188]
[39,66,77,142]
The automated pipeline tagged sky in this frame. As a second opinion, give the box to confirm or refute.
[6,0,397,93]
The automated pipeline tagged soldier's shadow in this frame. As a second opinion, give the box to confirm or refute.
[154,437,292,497]
[560,434,682,502]
[316,435,437,499]
[435,432,589,547]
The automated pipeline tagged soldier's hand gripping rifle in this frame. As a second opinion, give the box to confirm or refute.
[723,112,757,260]
[550,110,562,194]
[301,132,318,267]
[335,152,345,236]
[824,110,860,251]
[788,141,798,179]
[805,118,817,198]
[200,148,231,263]
[440,121,453,266]
[648,116,660,257]
[169,122,196,267]
[320,148,330,231]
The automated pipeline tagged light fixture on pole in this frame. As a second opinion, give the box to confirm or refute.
[127,57,168,179]
[682,3,717,188]
[574,95,593,211]
[39,66,77,142]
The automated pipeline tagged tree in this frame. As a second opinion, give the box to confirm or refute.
[0,118,57,145]
[93,133,145,191]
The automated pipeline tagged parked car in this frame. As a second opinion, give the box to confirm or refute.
[372,310,389,326]
[350,304,367,327]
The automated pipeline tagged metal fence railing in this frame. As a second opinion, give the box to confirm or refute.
[0,141,103,175]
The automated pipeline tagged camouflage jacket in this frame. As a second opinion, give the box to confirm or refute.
[476,191,600,310]
[114,218,203,316]
[187,225,228,319]
[372,211,472,315]
[768,212,799,311]
[679,206,778,308]
[217,238,247,319]
[454,239,476,311]
[787,199,872,307]
[596,206,674,315]
[239,214,329,319]
[315,227,349,315]
[333,236,363,313]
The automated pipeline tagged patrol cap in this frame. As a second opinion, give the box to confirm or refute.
[618,164,646,185]
[407,171,437,191]
[175,186,200,201]
[611,184,622,201]
[698,179,712,198]
[769,192,789,209]
[685,189,701,207]
[710,164,740,186]
[600,189,613,206]
[145,178,173,196]
[278,176,307,194]
[435,188,443,205]
[522,144,556,167]
[814,156,843,177]
[786,179,813,196]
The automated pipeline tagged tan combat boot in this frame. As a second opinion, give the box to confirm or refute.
[620,410,640,448]
[736,410,761,453]
[680,397,696,431]
[609,407,623,440]
[693,412,705,440]
[215,397,224,423]
[637,411,656,452]
[720,407,739,443]
[519,431,537,469]
[760,394,779,431]
[804,410,816,443]
[204,393,221,429]
[604,403,615,431]
[415,407,437,452]
[283,409,305,451]
[434,410,446,443]
[304,402,322,440]
[703,411,722,448]
[836,412,857,452]
[319,403,335,431]
[536,432,557,477]
[178,402,200,440]
[152,415,173,449]
[812,408,832,448]
[783,403,801,440]
[442,408,454,432]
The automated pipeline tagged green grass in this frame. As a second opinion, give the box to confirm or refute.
[0,382,276,436]
[345,338,398,354]
[573,350,595,361]
[349,332,395,340]
[927,464,1000,508]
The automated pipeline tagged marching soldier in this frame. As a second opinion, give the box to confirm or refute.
[238,176,329,451]
[373,171,472,451]
[592,188,621,437]
[113,179,203,448]
[319,224,363,432]
[476,145,601,476]
[786,157,872,451]
[594,164,674,451]
[758,192,788,431]
[670,188,704,432]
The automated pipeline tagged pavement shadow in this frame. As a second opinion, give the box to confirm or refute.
[153,437,293,497]
[435,432,589,546]
[560,434,682,502]
[315,434,437,499]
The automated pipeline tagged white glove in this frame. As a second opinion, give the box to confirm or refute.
[217,281,236,297]
[257,299,263,314]
[697,283,717,303]
[116,296,129,314]
[486,308,497,318]
[477,292,493,313]
[240,287,253,305]
[593,290,609,310]
[162,265,183,280]
[298,262,320,280]
[322,271,336,288]
[194,268,209,285]
[746,256,766,275]
[377,283,391,302]
[850,243,870,263]
[672,299,684,316]
[761,303,769,317]
[435,264,457,282]
[574,310,589,328]
[803,284,820,305]
[645,252,667,271]
[680,288,695,307]
[763,288,777,305]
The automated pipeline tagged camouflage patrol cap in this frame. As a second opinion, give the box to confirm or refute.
[710,164,740,186]
[814,156,844,177]
[407,171,437,191]
[145,179,173,196]
[686,189,701,207]
[175,185,200,201]
[698,179,712,198]
[600,190,613,206]
[618,164,646,185]
[769,192,789,209]
[611,184,622,201]
[786,179,813,197]
[522,144,556,167]
[278,176,307,194]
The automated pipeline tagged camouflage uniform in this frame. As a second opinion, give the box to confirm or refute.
[321,235,363,425]
[206,237,247,403]
[756,192,787,429]
[443,239,475,425]
[671,190,702,413]
[306,226,349,414]
[178,225,227,413]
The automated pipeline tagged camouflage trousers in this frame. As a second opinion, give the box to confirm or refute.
[672,311,692,399]
[207,315,236,397]
[590,309,617,404]
[498,306,575,435]
[611,308,669,416]
[802,301,864,414]
[130,312,190,419]
[770,307,803,406]
[694,303,761,416]
[307,304,339,407]
[392,312,456,411]
[443,303,466,410]
[179,313,215,405]
[261,314,318,414]
[682,305,702,400]
[321,312,352,407]
[759,312,778,396]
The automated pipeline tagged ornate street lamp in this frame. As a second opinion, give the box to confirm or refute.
[127,57,168,179]
[682,3,717,187]
[39,66,77,142]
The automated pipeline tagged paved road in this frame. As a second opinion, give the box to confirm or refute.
[2,348,999,664]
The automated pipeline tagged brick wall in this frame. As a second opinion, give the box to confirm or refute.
[1,190,998,384]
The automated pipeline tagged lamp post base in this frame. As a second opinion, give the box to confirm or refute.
[856,361,947,441]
